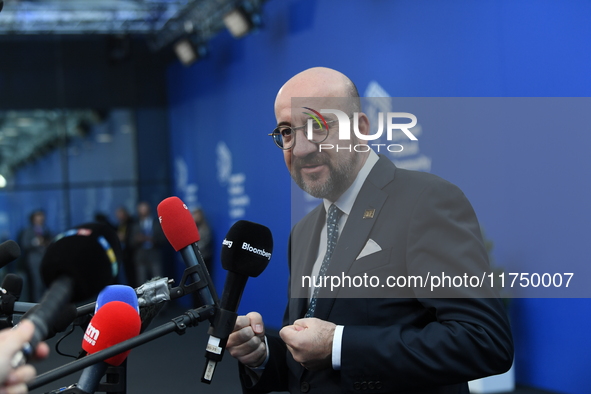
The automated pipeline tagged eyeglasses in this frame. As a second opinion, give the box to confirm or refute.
[269,118,340,150]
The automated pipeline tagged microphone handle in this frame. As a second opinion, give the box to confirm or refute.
[206,272,248,352]
[202,273,249,384]
[12,301,91,318]
[77,361,108,394]
[12,276,73,367]
[179,243,219,306]
[219,272,248,313]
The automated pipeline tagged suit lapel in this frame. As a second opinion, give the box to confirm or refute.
[312,156,396,321]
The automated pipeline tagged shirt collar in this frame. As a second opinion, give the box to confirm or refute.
[323,149,379,216]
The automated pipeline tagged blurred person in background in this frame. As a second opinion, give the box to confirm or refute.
[116,206,136,287]
[19,210,51,302]
[130,201,165,286]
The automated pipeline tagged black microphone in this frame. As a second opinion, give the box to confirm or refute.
[0,274,23,329]
[20,301,78,339]
[0,1,4,14]
[12,222,120,367]
[202,220,273,384]
[157,197,219,307]
[0,240,21,269]
[1,273,22,312]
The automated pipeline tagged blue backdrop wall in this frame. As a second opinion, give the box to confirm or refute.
[165,1,591,393]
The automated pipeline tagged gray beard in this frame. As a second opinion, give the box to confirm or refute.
[291,152,360,201]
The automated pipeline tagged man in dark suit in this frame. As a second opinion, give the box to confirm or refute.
[130,201,166,286]
[227,67,513,393]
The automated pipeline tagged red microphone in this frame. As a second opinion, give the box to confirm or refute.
[78,301,141,393]
[157,197,200,252]
[157,197,218,307]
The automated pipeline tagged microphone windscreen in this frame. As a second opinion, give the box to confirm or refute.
[1,273,23,300]
[157,196,200,251]
[0,240,21,269]
[82,301,141,366]
[95,285,139,314]
[41,222,121,302]
[221,220,273,277]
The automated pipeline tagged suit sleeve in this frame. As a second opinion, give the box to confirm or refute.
[340,178,514,392]
[238,333,289,393]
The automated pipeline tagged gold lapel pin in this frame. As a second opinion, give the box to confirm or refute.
[363,209,375,219]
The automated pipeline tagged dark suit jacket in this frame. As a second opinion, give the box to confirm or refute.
[240,156,513,393]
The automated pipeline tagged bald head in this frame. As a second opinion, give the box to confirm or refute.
[273,67,369,202]
[274,67,359,119]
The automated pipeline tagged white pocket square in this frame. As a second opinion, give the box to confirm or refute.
[356,238,382,260]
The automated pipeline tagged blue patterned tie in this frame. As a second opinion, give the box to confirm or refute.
[305,204,343,318]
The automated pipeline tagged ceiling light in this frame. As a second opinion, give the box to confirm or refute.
[173,38,207,66]
[223,5,261,39]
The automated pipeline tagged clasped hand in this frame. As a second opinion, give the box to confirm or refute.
[227,312,336,372]
[280,317,335,371]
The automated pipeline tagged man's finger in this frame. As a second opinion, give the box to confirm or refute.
[227,326,255,348]
[0,321,34,358]
[228,336,265,361]
[245,312,264,335]
[5,365,36,386]
[0,382,28,394]
[279,325,299,345]
[34,342,50,360]
[233,316,252,332]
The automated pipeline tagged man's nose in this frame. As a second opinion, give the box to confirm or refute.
[291,129,318,157]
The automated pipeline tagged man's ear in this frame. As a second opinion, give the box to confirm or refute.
[356,113,371,136]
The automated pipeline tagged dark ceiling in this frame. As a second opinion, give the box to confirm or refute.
[0,0,264,50]
[0,0,265,180]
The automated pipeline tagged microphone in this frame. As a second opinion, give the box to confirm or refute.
[0,2,4,14]
[0,274,23,328]
[95,285,139,314]
[1,273,22,313]
[157,197,218,307]
[5,276,76,337]
[20,303,78,339]
[0,240,21,269]
[202,220,273,384]
[77,301,141,394]
[75,278,170,334]
[12,222,120,367]
[11,286,139,339]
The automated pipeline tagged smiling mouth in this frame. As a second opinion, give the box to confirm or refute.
[299,161,328,173]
